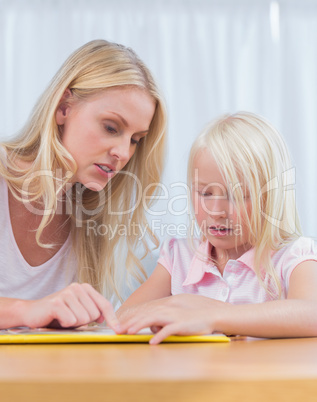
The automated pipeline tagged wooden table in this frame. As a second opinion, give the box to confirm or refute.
[1,337,317,402]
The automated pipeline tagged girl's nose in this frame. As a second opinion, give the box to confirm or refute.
[207,198,228,219]
[210,209,227,219]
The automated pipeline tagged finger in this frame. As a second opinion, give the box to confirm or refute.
[51,303,78,328]
[95,315,105,324]
[150,325,163,333]
[126,314,168,335]
[119,305,166,333]
[117,307,152,333]
[61,283,102,326]
[119,314,144,333]
[149,324,180,345]
[149,321,212,344]
[66,283,106,324]
[118,300,167,332]
[83,284,120,332]
[63,294,91,326]
[74,288,102,322]
[118,301,172,334]
[118,310,142,332]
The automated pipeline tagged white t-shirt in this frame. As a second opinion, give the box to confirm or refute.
[0,176,77,300]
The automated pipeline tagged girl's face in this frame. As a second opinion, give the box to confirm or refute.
[192,149,252,262]
[56,87,156,191]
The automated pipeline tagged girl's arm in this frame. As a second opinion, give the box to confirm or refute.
[218,259,317,337]
[118,260,317,343]
[0,283,120,331]
[116,263,171,318]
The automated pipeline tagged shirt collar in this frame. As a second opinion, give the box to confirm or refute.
[182,241,211,286]
[236,247,256,268]
[182,241,256,287]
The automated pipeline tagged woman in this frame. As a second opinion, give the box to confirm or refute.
[0,39,167,330]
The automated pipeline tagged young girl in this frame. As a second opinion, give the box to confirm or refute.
[118,112,317,344]
[0,39,166,330]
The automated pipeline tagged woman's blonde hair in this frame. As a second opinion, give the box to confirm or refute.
[0,39,167,303]
[188,111,301,298]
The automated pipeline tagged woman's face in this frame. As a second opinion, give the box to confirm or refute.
[56,87,156,191]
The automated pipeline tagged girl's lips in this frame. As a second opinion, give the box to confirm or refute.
[208,227,232,237]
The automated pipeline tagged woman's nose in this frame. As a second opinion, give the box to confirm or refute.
[109,137,131,162]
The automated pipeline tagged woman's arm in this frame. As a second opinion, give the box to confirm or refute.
[116,263,171,318]
[118,260,317,343]
[0,283,120,331]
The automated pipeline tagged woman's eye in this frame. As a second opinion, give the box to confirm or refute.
[131,138,140,146]
[105,125,117,134]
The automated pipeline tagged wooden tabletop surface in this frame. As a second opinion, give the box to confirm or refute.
[1,336,317,402]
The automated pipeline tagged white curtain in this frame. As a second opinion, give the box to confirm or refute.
[1,0,316,261]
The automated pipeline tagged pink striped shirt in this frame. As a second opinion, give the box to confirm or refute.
[157,237,317,303]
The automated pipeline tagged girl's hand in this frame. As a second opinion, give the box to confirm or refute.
[118,294,227,344]
[20,283,120,332]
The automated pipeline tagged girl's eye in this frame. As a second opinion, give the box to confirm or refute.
[199,191,212,197]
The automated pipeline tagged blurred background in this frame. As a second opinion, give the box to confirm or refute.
[1,0,316,272]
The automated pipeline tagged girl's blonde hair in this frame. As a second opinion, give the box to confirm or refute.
[0,39,167,303]
[188,111,301,298]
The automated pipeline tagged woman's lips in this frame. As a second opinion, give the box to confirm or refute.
[94,163,116,178]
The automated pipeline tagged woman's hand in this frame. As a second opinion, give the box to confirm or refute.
[118,294,228,344]
[20,283,120,332]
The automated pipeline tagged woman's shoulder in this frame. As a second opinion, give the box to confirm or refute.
[0,170,7,188]
[0,147,9,189]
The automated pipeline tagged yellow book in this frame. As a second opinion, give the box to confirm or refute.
[0,325,230,344]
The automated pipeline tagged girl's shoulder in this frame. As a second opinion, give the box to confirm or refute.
[285,236,316,253]
[270,237,317,290]
[160,237,200,253]
[273,236,317,264]
[158,237,201,266]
